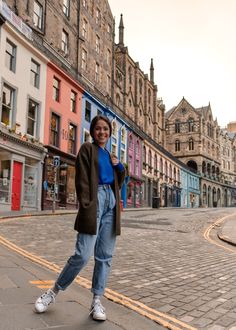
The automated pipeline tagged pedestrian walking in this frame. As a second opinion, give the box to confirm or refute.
[34,115,125,321]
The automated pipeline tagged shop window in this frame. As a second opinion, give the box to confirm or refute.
[1,84,15,127]
[24,165,37,207]
[66,165,76,203]
[5,39,16,72]
[0,160,11,203]
[50,113,60,147]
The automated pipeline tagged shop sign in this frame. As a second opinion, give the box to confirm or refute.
[0,0,32,40]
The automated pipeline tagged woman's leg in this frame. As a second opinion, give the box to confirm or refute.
[55,232,97,291]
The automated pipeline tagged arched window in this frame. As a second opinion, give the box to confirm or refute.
[154,154,157,174]
[139,78,142,94]
[189,138,194,150]
[188,118,194,132]
[116,93,120,107]
[128,66,132,84]
[112,121,117,137]
[148,150,152,167]
[148,89,151,104]
[121,127,126,144]
[143,145,146,165]
[175,140,180,151]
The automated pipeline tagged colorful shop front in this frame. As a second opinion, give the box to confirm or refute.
[0,127,46,211]
[42,61,83,210]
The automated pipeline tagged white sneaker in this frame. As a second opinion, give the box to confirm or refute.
[90,299,106,321]
[35,289,56,313]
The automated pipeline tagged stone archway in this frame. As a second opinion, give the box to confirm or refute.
[187,160,198,173]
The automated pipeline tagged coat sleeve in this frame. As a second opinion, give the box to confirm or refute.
[115,165,125,189]
[75,144,91,207]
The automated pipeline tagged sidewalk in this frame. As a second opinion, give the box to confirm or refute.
[0,243,164,330]
[217,215,236,246]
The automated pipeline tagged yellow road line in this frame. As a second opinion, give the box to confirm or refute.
[0,233,196,330]
[203,213,236,253]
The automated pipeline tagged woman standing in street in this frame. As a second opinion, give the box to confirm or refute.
[34,115,125,321]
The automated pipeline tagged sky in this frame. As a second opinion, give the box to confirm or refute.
[108,0,236,128]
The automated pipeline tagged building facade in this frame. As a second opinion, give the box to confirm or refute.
[165,97,236,207]
[0,3,47,211]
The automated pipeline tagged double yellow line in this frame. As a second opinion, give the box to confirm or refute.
[0,230,196,330]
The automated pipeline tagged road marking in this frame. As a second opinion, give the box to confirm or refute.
[30,280,54,289]
[0,233,197,330]
[203,212,236,253]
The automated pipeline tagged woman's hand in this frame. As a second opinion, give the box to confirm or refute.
[110,154,119,166]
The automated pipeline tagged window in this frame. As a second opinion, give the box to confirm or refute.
[111,144,117,156]
[30,59,40,88]
[96,8,101,25]
[188,118,194,132]
[116,94,120,107]
[50,113,60,147]
[82,19,88,39]
[1,84,14,126]
[27,99,38,137]
[85,101,91,122]
[95,62,100,82]
[135,160,139,176]
[83,129,91,142]
[175,120,180,133]
[68,124,76,154]
[112,121,117,137]
[82,0,88,9]
[62,30,69,54]
[53,77,60,102]
[106,75,111,93]
[70,91,76,113]
[175,140,180,151]
[148,89,151,104]
[128,66,132,84]
[5,39,16,72]
[33,1,43,30]
[81,48,87,70]
[139,79,142,94]
[121,128,126,143]
[189,138,194,151]
[63,0,70,17]
[120,149,125,163]
[95,35,100,54]
[106,49,111,66]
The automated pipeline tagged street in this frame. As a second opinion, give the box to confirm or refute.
[1,208,236,329]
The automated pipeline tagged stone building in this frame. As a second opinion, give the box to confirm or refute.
[113,15,165,146]
[165,97,236,206]
[4,0,114,105]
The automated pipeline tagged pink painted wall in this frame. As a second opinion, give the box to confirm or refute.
[44,62,83,154]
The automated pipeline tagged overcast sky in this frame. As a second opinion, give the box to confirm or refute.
[109,0,236,128]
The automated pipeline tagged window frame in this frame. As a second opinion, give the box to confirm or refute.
[62,0,70,17]
[50,112,60,147]
[30,58,40,88]
[33,1,43,30]
[1,83,15,127]
[5,39,16,72]
[27,98,39,138]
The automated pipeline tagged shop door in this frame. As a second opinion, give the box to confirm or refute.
[12,161,22,210]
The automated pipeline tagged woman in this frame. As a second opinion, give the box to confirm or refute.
[35,115,125,321]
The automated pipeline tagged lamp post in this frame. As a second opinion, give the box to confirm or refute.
[52,156,60,213]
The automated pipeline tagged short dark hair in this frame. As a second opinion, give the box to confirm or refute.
[90,115,112,139]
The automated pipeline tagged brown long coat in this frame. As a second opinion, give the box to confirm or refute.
[74,142,125,235]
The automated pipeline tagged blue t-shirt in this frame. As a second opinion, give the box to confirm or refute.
[98,147,124,185]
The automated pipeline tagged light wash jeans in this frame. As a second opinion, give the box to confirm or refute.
[55,184,116,296]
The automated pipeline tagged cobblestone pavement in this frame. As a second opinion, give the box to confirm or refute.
[1,208,236,329]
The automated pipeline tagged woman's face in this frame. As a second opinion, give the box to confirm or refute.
[93,119,110,147]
